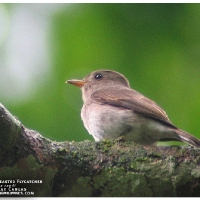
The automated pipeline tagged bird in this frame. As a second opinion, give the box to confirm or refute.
[66,69,200,148]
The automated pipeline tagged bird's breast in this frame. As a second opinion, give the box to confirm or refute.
[81,103,135,141]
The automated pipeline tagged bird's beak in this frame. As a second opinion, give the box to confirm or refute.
[66,79,86,88]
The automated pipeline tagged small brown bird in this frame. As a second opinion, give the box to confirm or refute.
[67,69,200,148]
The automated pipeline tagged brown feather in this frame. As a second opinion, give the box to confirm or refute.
[91,87,175,127]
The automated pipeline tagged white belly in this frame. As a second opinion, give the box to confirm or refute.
[81,103,176,144]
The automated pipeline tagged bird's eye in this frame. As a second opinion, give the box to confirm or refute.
[94,73,103,80]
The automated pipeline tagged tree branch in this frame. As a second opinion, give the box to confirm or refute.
[0,103,200,197]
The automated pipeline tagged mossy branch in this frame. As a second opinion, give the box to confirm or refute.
[0,103,200,197]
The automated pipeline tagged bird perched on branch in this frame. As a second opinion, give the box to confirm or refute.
[67,69,200,148]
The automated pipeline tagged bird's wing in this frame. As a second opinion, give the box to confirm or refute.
[91,87,175,127]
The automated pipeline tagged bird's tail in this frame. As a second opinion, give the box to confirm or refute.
[175,129,200,148]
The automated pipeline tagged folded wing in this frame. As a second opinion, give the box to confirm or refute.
[91,87,175,128]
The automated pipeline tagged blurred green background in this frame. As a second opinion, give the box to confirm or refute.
[1,3,200,143]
